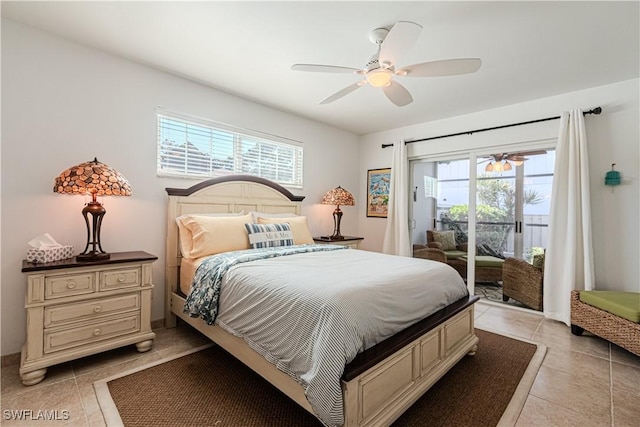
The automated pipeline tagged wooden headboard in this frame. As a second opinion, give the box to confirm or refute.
[164,175,305,322]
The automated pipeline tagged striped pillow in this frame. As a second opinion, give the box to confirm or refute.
[244,223,295,249]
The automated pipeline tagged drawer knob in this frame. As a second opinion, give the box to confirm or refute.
[67,282,76,289]
[117,276,125,283]
[93,306,102,313]
[93,329,101,336]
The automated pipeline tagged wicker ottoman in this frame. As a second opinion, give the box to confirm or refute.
[448,255,503,283]
[570,290,640,356]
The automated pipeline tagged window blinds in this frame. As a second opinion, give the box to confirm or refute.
[157,112,303,188]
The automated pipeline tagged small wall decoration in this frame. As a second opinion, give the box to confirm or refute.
[367,168,391,218]
[604,163,621,186]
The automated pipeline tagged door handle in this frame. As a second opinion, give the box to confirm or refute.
[514,221,523,233]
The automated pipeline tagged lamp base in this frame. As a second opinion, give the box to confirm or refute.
[78,197,110,263]
[330,207,346,241]
[76,252,110,262]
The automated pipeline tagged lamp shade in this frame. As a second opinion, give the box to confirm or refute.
[54,158,132,196]
[321,186,355,207]
[53,158,131,261]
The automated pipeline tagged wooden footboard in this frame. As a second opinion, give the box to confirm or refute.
[341,296,478,426]
[168,292,478,426]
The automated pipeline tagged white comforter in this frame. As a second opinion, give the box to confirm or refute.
[193,246,468,426]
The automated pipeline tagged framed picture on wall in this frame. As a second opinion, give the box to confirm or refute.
[367,168,391,218]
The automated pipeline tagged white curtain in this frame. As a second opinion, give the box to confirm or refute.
[382,139,411,256]
[543,109,595,325]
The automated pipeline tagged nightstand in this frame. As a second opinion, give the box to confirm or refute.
[313,236,364,249]
[19,251,157,386]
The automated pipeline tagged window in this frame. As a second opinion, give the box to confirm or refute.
[157,111,303,188]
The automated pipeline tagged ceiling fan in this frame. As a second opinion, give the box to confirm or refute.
[291,21,481,106]
[479,151,547,172]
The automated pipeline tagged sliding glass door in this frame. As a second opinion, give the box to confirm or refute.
[411,147,555,310]
[476,149,554,262]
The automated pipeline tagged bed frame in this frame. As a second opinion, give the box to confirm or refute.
[165,175,479,427]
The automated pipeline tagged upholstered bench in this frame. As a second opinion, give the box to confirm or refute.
[570,290,640,356]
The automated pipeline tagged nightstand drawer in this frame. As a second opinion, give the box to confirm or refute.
[45,273,95,299]
[100,268,141,291]
[44,293,140,327]
[44,313,141,354]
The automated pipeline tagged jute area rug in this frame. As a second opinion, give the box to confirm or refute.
[95,329,546,427]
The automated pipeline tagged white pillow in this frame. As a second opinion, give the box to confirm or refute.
[257,216,314,245]
[176,213,252,258]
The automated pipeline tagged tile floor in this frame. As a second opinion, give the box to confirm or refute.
[1,302,638,426]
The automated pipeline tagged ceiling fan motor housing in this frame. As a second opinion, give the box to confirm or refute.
[368,27,389,45]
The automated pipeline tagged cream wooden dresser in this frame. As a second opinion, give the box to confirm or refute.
[20,251,157,385]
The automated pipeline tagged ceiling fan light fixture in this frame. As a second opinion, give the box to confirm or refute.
[514,159,524,166]
[485,162,494,172]
[493,161,504,172]
[503,161,512,171]
[366,69,392,87]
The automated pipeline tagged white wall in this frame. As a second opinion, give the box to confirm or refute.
[1,19,359,356]
[358,78,640,293]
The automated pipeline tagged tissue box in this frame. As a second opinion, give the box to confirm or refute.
[26,246,74,263]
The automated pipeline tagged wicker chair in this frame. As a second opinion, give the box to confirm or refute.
[502,257,544,311]
[412,244,447,263]
[426,230,468,258]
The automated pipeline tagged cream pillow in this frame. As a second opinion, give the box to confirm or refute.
[257,216,314,245]
[178,213,252,258]
[176,212,246,257]
[249,211,298,223]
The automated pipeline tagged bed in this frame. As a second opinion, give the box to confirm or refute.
[164,175,479,427]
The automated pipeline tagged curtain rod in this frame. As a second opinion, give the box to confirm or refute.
[381,107,602,148]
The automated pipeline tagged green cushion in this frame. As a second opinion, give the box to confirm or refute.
[460,255,504,268]
[579,291,640,323]
[444,250,467,259]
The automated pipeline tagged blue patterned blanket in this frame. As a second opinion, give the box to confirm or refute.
[183,244,347,325]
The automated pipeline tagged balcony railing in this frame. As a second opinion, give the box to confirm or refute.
[437,215,549,258]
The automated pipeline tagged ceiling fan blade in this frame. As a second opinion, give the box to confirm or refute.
[383,81,413,106]
[291,64,363,74]
[398,58,481,77]
[319,81,367,104]
[511,150,547,157]
[379,21,423,67]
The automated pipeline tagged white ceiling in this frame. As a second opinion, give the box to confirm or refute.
[3,1,639,135]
